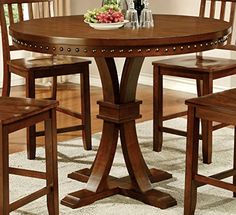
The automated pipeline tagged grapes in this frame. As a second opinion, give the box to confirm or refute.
[96,9,124,23]
[84,4,124,23]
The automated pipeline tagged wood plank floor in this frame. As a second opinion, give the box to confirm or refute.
[7,83,195,154]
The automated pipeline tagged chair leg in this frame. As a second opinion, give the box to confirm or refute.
[2,67,11,97]
[153,66,163,152]
[184,106,199,215]
[51,77,57,100]
[196,79,203,97]
[80,69,92,150]
[0,126,10,214]
[26,76,36,160]
[201,120,212,164]
[201,75,213,164]
[45,109,59,215]
[233,126,236,197]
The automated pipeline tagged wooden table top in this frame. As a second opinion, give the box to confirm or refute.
[10,15,231,57]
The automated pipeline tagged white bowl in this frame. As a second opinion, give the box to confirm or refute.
[85,20,129,30]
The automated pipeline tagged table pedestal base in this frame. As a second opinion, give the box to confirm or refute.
[61,168,177,209]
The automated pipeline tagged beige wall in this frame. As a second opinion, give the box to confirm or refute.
[71,0,200,15]
[150,0,199,15]
[70,0,100,15]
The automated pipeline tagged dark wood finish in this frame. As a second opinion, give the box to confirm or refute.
[7,84,194,154]
[9,14,230,209]
[9,15,230,57]
[184,88,236,215]
[0,97,58,214]
[153,0,236,164]
[97,100,142,123]
[0,0,92,160]
[62,56,177,209]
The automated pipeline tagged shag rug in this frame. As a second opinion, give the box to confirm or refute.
[10,118,236,215]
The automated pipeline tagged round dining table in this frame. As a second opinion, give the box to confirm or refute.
[10,14,231,209]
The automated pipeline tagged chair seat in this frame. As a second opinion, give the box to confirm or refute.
[0,97,58,124]
[0,0,92,160]
[0,96,59,214]
[8,55,91,71]
[186,88,236,111]
[153,55,236,163]
[152,56,236,73]
[186,88,236,125]
[185,88,236,215]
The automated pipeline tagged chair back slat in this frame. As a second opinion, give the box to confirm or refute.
[228,2,236,43]
[28,3,33,19]
[0,3,10,81]
[0,0,51,4]
[7,4,14,25]
[0,0,54,62]
[17,3,23,21]
[200,0,207,17]
[210,0,216,18]
[47,1,51,16]
[199,0,236,46]
[220,1,226,19]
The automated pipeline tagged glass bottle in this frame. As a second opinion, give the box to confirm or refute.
[125,0,139,29]
[133,0,144,20]
[140,0,154,28]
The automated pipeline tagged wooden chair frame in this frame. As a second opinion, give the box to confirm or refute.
[0,0,92,159]
[184,89,236,214]
[0,97,58,214]
[153,0,236,164]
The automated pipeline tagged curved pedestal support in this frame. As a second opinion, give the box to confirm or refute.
[61,57,177,209]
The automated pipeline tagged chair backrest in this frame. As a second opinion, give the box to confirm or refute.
[199,0,236,49]
[0,0,54,65]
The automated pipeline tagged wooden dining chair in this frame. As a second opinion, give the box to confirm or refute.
[0,0,92,160]
[0,97,58,214]
[153,0,236,164]
[184,88,236,215]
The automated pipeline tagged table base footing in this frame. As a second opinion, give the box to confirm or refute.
[61,188,119,209]
[62,167,177,209]
[121,188,177,209]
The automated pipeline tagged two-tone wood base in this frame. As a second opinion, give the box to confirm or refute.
[61,168,176,209]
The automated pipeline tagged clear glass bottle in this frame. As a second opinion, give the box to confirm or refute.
[140,0,154,28]
[133,0,144,20]
[125,0,139,29]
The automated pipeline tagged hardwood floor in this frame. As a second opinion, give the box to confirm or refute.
[6,83,195,154]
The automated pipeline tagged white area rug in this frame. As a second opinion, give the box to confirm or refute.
[10,118,236,214]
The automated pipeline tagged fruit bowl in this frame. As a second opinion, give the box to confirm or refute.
[84,4,127,30]
[84,20,129,30]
